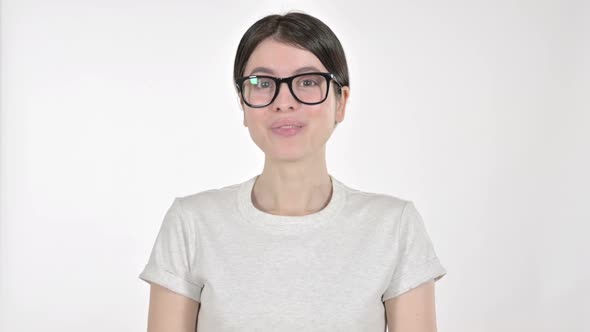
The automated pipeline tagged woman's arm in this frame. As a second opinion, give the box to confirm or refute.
[384,280,438,332]
[146,282,200,332]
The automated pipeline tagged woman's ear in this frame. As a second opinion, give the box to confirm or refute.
[235,93,248,127]
[335,86,350,126]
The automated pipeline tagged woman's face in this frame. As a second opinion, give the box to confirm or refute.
[240,37,349,162]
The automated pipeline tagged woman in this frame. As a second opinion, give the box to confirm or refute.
[139,11,447,332]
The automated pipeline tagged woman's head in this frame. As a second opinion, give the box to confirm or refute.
[234,12,350,163]
[233,12,349,94]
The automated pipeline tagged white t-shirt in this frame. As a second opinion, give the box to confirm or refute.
[138,174,447,331]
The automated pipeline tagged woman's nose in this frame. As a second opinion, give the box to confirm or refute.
[272,82,297,111]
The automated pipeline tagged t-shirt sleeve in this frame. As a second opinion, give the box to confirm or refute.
[138,197,204,302]
[382,201,447,302]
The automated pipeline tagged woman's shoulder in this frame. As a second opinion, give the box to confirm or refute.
[174,179,244,213]
[336,179,411,214]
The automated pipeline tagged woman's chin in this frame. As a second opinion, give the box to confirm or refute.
[266,149,307,162]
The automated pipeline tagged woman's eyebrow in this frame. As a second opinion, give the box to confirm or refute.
[248,66,322,76]
[249,67,274,75]
[293,66,321,75]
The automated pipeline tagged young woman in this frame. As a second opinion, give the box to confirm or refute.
[139,11,447,332]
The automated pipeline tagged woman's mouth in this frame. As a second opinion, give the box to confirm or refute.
[271,125,304,137]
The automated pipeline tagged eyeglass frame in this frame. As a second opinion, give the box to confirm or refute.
[234,72,343,108]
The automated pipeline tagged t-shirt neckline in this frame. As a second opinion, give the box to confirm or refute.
[236,173,346,231]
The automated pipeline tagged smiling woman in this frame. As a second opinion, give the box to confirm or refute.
[237,37,348,160]
[138,11,447,332]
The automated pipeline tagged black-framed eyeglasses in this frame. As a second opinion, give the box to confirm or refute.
[234,72,342,108]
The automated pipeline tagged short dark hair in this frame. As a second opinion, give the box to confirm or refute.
[233,12,350,95]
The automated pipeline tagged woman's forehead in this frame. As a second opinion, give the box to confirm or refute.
[244,38,327,76]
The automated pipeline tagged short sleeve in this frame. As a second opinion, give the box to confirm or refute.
[382,201,447,302]
[138,197,204,302]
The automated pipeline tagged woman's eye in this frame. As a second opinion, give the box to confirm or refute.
[300,80,317,87]
[248,77,272,89]
[255,79,272,89]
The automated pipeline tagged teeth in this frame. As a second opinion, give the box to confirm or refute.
[279,125,300,128]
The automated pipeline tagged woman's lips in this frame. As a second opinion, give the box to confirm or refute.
[270,118,306,129]
[271,125,304,137]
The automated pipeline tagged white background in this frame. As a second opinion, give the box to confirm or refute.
[1,0,589,331]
